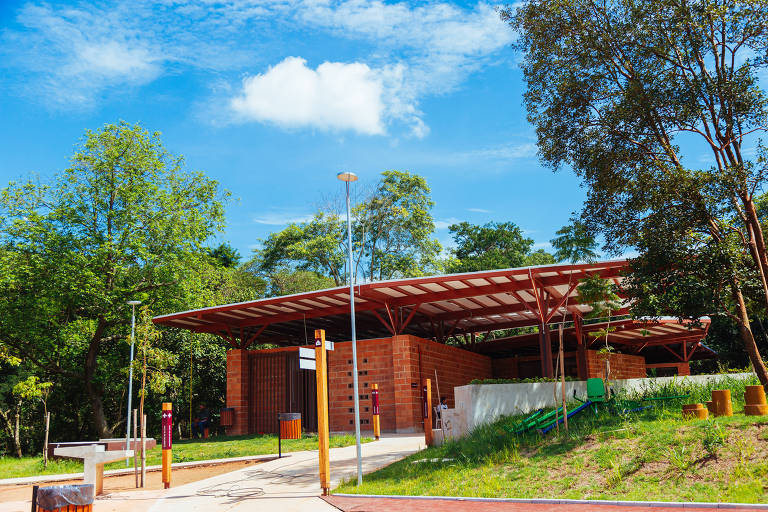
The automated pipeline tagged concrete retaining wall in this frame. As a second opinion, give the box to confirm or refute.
[442,373,755,440]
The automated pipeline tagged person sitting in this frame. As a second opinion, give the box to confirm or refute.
[192,404,210,438]
[437,397,448,418]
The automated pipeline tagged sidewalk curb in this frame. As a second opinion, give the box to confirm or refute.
[0,454,280,487]
[330,494,768,510]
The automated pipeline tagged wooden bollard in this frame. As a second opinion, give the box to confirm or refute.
[423,379,433,446]
[744,385,768,416]
[711,389,733,417]
[706,401,715,414]
[682,403,708,419]
[372,384,380,441]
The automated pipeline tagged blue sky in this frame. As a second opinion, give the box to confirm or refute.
[0,0,587,259]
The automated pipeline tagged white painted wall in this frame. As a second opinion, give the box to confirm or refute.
[441,373,755,440]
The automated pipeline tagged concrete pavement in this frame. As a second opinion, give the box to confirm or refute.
[0,434,425,512]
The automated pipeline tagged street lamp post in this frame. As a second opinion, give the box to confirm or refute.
[337,171,363,486]
[126,300,141,463]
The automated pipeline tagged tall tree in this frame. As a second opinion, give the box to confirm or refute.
[507,0,768,385]
[253,170,441,286]
[446,221,554,273]
[0,122,228,437]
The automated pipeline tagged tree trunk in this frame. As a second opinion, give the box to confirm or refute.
[0,408,22,458]
[13,404,21,458]
[85,321,111,438]
[732,283,768,388]
[43,411,50,468]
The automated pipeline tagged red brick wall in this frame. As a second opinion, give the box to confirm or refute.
[225,349,250,435]
[586,350,646,379]
[227,335,493,435]
[327,337,395,432]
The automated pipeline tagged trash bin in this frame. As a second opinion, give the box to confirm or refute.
[220,407,235,427]
[278,412,301,439]
[33,484,94,512]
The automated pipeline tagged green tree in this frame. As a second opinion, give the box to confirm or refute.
[506,0,768,386]
[208,243,241,268]
[355,170,442,281]
[0,121,228,437]
[446,221,554,273]
[551,221,598,263]
[253,170,441,286]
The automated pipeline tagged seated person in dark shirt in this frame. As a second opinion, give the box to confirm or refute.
[192,404,210,438]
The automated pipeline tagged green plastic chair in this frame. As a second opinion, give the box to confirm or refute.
[586,378,607,403]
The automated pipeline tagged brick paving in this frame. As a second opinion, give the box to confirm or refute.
[323,496,762,511]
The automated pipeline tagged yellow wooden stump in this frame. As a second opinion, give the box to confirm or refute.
[711,389,733,417]
[744,385,768,416]
[682,403,708,419]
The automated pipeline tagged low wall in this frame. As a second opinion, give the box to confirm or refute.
[443,373,756,440]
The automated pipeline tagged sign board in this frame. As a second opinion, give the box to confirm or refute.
[422,385,429,419]
[313,338,335,351]
[371,388,379,415]
[162,407,172,450]
[299,358,316,370]
[299,347,314,359]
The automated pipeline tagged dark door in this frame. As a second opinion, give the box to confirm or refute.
[250,351,318,434]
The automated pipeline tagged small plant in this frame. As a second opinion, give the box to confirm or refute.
[667,445,692,474]
[702,419,728,458]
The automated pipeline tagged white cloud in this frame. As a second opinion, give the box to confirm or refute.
[434,217,462,229]
[253,211,314,225]
[231,57,385,135]
[4,0,514,133]
[467,208,491,213]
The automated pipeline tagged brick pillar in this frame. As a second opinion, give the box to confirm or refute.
[392,335,421,433]
[677,362,691,376]
[226,349,250,435]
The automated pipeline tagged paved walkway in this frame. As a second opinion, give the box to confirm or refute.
[323,496,768,511]
[0,434,424,512]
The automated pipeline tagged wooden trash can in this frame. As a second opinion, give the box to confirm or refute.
[220,407,235,427]
[682,403,708,419]
[744,385,768,416]
[711,389,733,417]
[278,412,302,439]
[33,484,94,512]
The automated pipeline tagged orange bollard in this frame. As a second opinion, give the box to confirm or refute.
[744,385,768,416]
[372,384,380,441]
[161,403,172,489]
[711,389,733,417]
[682,403,708,419]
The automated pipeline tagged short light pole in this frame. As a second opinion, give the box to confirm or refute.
[125,300,141,464]
[337,171,363,486]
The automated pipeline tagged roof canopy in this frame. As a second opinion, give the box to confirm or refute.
[154,260,638,345]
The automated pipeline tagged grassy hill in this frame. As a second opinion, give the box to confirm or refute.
[337,377,768,504]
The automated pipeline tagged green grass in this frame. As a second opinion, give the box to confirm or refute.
[0,433,370,479]
[337,377,768,504]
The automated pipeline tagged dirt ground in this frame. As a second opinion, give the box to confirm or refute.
[0,459,262,504]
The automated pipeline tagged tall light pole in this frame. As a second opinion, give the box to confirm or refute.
[125,300,141,463]
[337,171,363,486]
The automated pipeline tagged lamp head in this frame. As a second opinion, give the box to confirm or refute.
[336,171,358,183]
[127,300,142,306]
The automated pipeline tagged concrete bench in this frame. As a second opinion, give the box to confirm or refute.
[54,445,134,495]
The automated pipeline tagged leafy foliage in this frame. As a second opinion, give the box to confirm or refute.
[0,121,231,440]
[446,221,554,273]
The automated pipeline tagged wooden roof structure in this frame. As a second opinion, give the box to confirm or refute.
[154,260,629,345]
[154,259,713,376]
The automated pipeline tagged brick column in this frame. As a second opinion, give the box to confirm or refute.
[392,335,421,432]
[226,349,250,435]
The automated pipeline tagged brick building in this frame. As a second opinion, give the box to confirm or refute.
[155,260,714,435]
